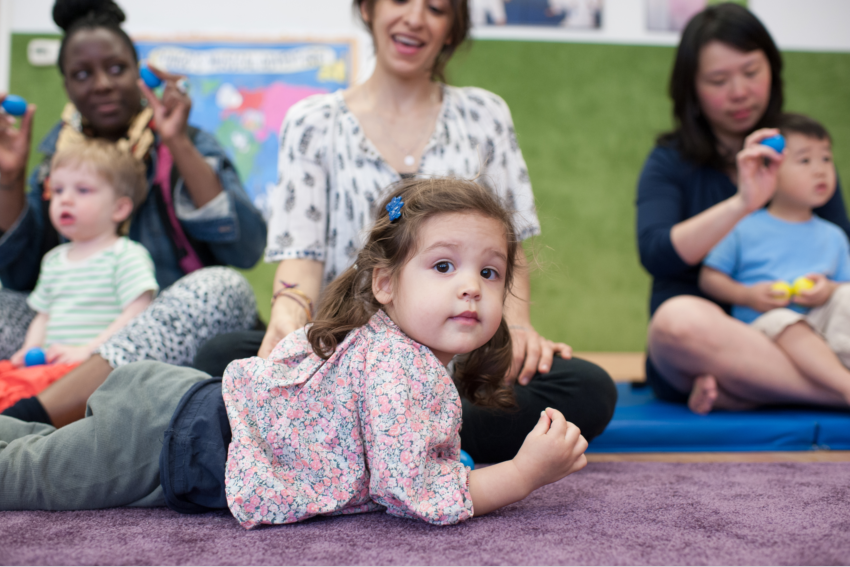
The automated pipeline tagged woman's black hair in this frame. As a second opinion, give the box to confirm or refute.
[658,2,784,169]
[53,0,138,74]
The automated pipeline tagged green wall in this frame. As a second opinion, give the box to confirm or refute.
[11,34,850,350]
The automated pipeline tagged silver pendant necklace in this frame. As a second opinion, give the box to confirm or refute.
[385,123,433,169]
[379,97,441,170]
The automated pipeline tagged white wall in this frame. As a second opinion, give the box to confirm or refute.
[750,0,850,52]
[0,0,377,91]
[471,0,850,51]
[2,0,849,92]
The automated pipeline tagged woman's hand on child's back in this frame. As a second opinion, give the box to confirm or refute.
[258,298,309,359]
[513,408,588,490]
[745,281,792,313]
[793,274,836,308]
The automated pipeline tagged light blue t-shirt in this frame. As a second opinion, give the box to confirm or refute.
[704,209,850,324]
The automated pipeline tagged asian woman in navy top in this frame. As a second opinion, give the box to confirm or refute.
[636,3,850,413]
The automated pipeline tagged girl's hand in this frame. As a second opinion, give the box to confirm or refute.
[258,296,309,359]
[793,274,835,308]
[512,408,588,491]
[138,66,192,145]
[735,128,783,214]
[507,325,572,386]
[46,344,91,365]
[0,94,35,178]
[745,281,792,313]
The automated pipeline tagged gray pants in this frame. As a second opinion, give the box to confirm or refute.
[0,361,209,510]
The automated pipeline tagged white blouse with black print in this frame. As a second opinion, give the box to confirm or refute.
[265,85,542,286]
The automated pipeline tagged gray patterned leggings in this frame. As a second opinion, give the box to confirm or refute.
[0,267,257,369]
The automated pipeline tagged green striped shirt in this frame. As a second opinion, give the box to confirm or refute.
[27,238,159,347]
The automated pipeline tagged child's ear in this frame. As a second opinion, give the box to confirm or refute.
[372,267,394,306]
[112,196,134,224]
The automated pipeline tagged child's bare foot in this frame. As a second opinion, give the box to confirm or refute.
[688,375,718,415]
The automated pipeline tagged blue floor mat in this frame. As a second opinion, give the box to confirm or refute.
[587,383,850,452]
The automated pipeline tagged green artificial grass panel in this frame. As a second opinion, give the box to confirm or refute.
[445,41,675,350]
[443,41,850,351]
[783,51,850,186]
[239,261,277,323]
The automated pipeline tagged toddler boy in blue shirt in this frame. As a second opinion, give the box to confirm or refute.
[700,113,850,407]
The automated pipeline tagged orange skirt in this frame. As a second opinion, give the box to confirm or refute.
[0,360,80,412]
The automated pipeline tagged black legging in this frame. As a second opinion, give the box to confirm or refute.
[193,331,618,463]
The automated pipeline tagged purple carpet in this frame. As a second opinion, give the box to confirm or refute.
[2,462,849,565]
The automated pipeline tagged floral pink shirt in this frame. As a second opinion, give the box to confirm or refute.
[222,309,474,529]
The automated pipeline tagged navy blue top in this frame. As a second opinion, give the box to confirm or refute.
[636,144,850,317]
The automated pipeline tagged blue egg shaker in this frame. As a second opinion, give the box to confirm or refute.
[1,95,28,116]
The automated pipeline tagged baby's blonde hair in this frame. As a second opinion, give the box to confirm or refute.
[50,140,147,235]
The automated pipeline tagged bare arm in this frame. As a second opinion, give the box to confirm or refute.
[698,266,750,305]
[469,408,587,516]
[164,134,223,208]
[670,129,783,266]
[0,98,35,231]
[258,259,324,358]
[503,247,571,385]
[670,195,750,266]
[10,311,49,367]
[84,291,154,351]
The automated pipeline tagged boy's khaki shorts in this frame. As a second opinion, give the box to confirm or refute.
[751,284,850,368]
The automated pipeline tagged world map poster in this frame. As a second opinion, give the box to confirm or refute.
[134,40,353,217]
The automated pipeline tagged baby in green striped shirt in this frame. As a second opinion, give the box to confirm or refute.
[10,141,158,367]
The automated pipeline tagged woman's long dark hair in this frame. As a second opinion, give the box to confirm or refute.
[53,0,138,74]
[658,2,783,169]
[308,176,517,409]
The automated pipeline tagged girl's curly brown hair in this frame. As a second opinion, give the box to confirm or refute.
[308,176,517,409]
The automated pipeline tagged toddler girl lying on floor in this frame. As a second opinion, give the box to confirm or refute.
[0,177,587,527]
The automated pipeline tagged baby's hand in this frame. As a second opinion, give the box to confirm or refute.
[512,408,588,492]
[46,344,91,365]
[745,281,791,313]
[9,347,27,368]
[793,274,834,308]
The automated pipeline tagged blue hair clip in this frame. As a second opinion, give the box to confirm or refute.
[386,196,404,222]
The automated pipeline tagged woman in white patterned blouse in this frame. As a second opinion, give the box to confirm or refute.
[196,0,617,462]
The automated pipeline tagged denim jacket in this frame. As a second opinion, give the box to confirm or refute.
[0,123,267,291]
